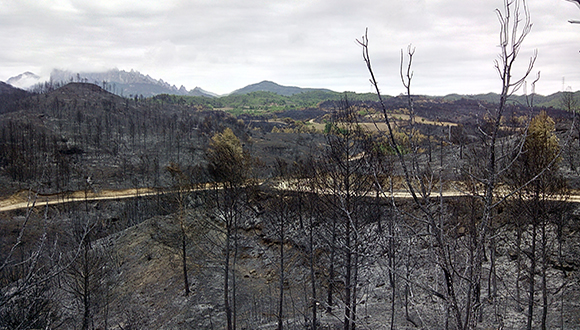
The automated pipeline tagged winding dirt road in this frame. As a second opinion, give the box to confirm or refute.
[0,188,160,212]
[1,181,579,213]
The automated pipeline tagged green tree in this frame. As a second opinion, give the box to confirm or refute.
[506,111,561,193]
[206,127,253,330]
[506,111,566,330]
[207,128,249,187]
[525,112,560,173]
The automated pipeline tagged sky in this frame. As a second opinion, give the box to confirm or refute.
[1,0,579,96]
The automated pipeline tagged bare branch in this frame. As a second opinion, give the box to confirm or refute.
[567,0,580,8]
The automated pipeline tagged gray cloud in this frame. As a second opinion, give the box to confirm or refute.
[1,0,578,95]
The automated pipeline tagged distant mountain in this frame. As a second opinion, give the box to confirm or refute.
[6,72,41,89]
[10,68,577,108]
[49,69,216,98]
[189,86,219,97]
[230,80,334,96]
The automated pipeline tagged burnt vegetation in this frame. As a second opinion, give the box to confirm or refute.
[2,2,580,329]
[1,79,580,330]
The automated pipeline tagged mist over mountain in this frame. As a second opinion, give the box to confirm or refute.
[6,72,41,89]
[48,68,217,98]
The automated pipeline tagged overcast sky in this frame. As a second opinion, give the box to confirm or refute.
[1,0,579,96]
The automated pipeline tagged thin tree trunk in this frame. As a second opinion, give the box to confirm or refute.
[389,212,396,330]
[351,241,359,330]
[82,242,90,330]
[541,220,548,330]
[225,222,232,330]
[233,214,239,330]
[488,235,497,303]
[516,220,523,311]
[350,211,359,330]
[527,223,537,330]
[327,215,337,313]
[181,222,190,297]
[343,229,352,330]
[558,220,565,330]
[310,214,317,330]
[278,206,285,330]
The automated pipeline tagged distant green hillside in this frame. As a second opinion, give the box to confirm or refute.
[230,80,334,96]
[152,85,580,117]
[152,90,381,115]
[442,91,580,109]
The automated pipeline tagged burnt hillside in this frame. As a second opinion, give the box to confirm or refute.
[0,83,247,196]
[0,82,31,114]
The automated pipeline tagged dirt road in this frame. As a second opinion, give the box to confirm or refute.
[0,188,159,212]
[1,183,578,213]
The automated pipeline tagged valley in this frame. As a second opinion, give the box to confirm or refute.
[0,76,579,329]
[3,0,580,328]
